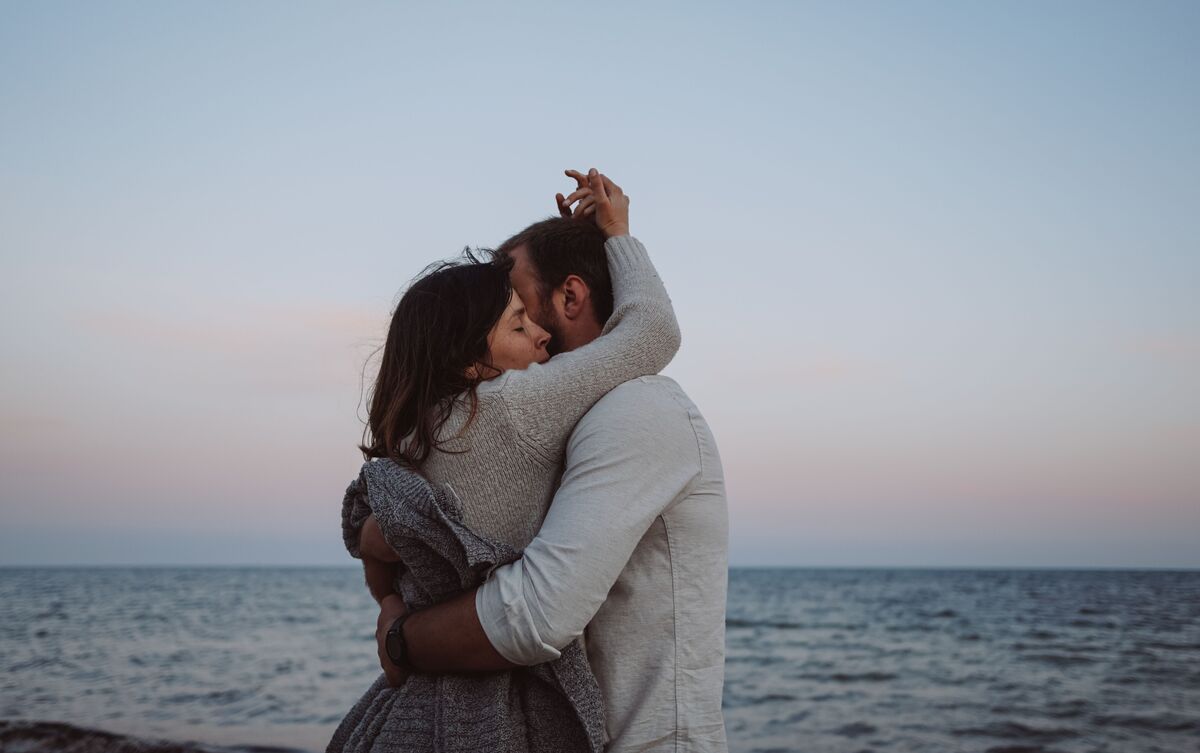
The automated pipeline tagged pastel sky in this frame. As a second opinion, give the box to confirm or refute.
[2,1,1197,567]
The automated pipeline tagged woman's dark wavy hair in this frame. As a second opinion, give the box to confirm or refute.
[360,250,514,469]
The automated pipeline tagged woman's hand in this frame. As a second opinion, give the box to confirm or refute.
[556,168,630,238]
[556,169,589,219]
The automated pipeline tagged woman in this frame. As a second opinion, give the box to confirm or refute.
[329,169,679,752]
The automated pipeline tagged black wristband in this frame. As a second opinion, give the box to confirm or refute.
[385,609,416,671]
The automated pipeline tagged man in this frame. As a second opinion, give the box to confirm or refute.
[360,170,729,752]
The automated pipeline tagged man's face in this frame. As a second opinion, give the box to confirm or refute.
[507,244,567,355]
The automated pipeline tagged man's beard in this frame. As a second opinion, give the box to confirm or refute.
[540,302,568,357]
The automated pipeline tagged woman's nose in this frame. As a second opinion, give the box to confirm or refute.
[535,329,550,350]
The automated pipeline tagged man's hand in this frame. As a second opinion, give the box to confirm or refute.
[360,515,401,604]
[359,514,400,562]
[376,593,409,687]
[362,555,398,604]
[556,168,631,238]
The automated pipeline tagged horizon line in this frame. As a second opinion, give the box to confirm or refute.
[1,563,1196,572]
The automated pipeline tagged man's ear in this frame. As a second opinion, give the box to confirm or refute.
[560,275,592,321]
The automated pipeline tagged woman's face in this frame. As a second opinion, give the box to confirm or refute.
[483,291,551,374]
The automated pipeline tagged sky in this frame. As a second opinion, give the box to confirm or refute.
[1,1,1197,568]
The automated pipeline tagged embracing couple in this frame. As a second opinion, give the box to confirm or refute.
[329,169,728,753]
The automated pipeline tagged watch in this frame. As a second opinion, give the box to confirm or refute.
[385,610,415,671]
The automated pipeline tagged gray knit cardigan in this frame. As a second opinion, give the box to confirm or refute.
[326,458,608,753]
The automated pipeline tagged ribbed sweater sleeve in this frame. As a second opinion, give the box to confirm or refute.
[494,235,681,455]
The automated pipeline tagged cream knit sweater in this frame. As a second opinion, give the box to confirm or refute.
[420,234,680,549]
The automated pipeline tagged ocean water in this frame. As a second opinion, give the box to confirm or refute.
[1,567,1197,753]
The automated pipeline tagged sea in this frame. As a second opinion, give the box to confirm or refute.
[1,567,1197,753]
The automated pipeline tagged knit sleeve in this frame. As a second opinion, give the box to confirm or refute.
[341,476,371,559]
[495,235,681,455]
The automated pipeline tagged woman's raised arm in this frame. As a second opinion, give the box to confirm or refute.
[496,172,681,454]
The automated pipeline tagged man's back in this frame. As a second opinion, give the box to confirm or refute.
[581,376,729,752]
[477,375,729,752]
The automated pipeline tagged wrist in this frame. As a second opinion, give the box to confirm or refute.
[385,608,417,672]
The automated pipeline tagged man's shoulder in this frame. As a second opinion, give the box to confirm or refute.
[566,375,709,491]
[568,376,707,461]
[584,375,698,425]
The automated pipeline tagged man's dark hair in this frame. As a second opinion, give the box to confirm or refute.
[495,217,614,324]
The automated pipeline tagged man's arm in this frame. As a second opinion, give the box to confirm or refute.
[376,588,515,678]
[360,511,513,674]
[377,383,701,679]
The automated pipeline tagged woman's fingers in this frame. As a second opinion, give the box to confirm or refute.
[559,182,598,218]
[559,169,619,212]
[600,174,624,200]
[563,186,592,205]
[588,169,610,205]
[573,196,597,218]
[558,168,622,229]
[564,169,589,189]
[579,169,629,237]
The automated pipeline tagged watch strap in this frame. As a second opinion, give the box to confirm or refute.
[386,609,415,671]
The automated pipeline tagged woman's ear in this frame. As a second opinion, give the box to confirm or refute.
[466,360,502,382]
[560,275,592,321]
